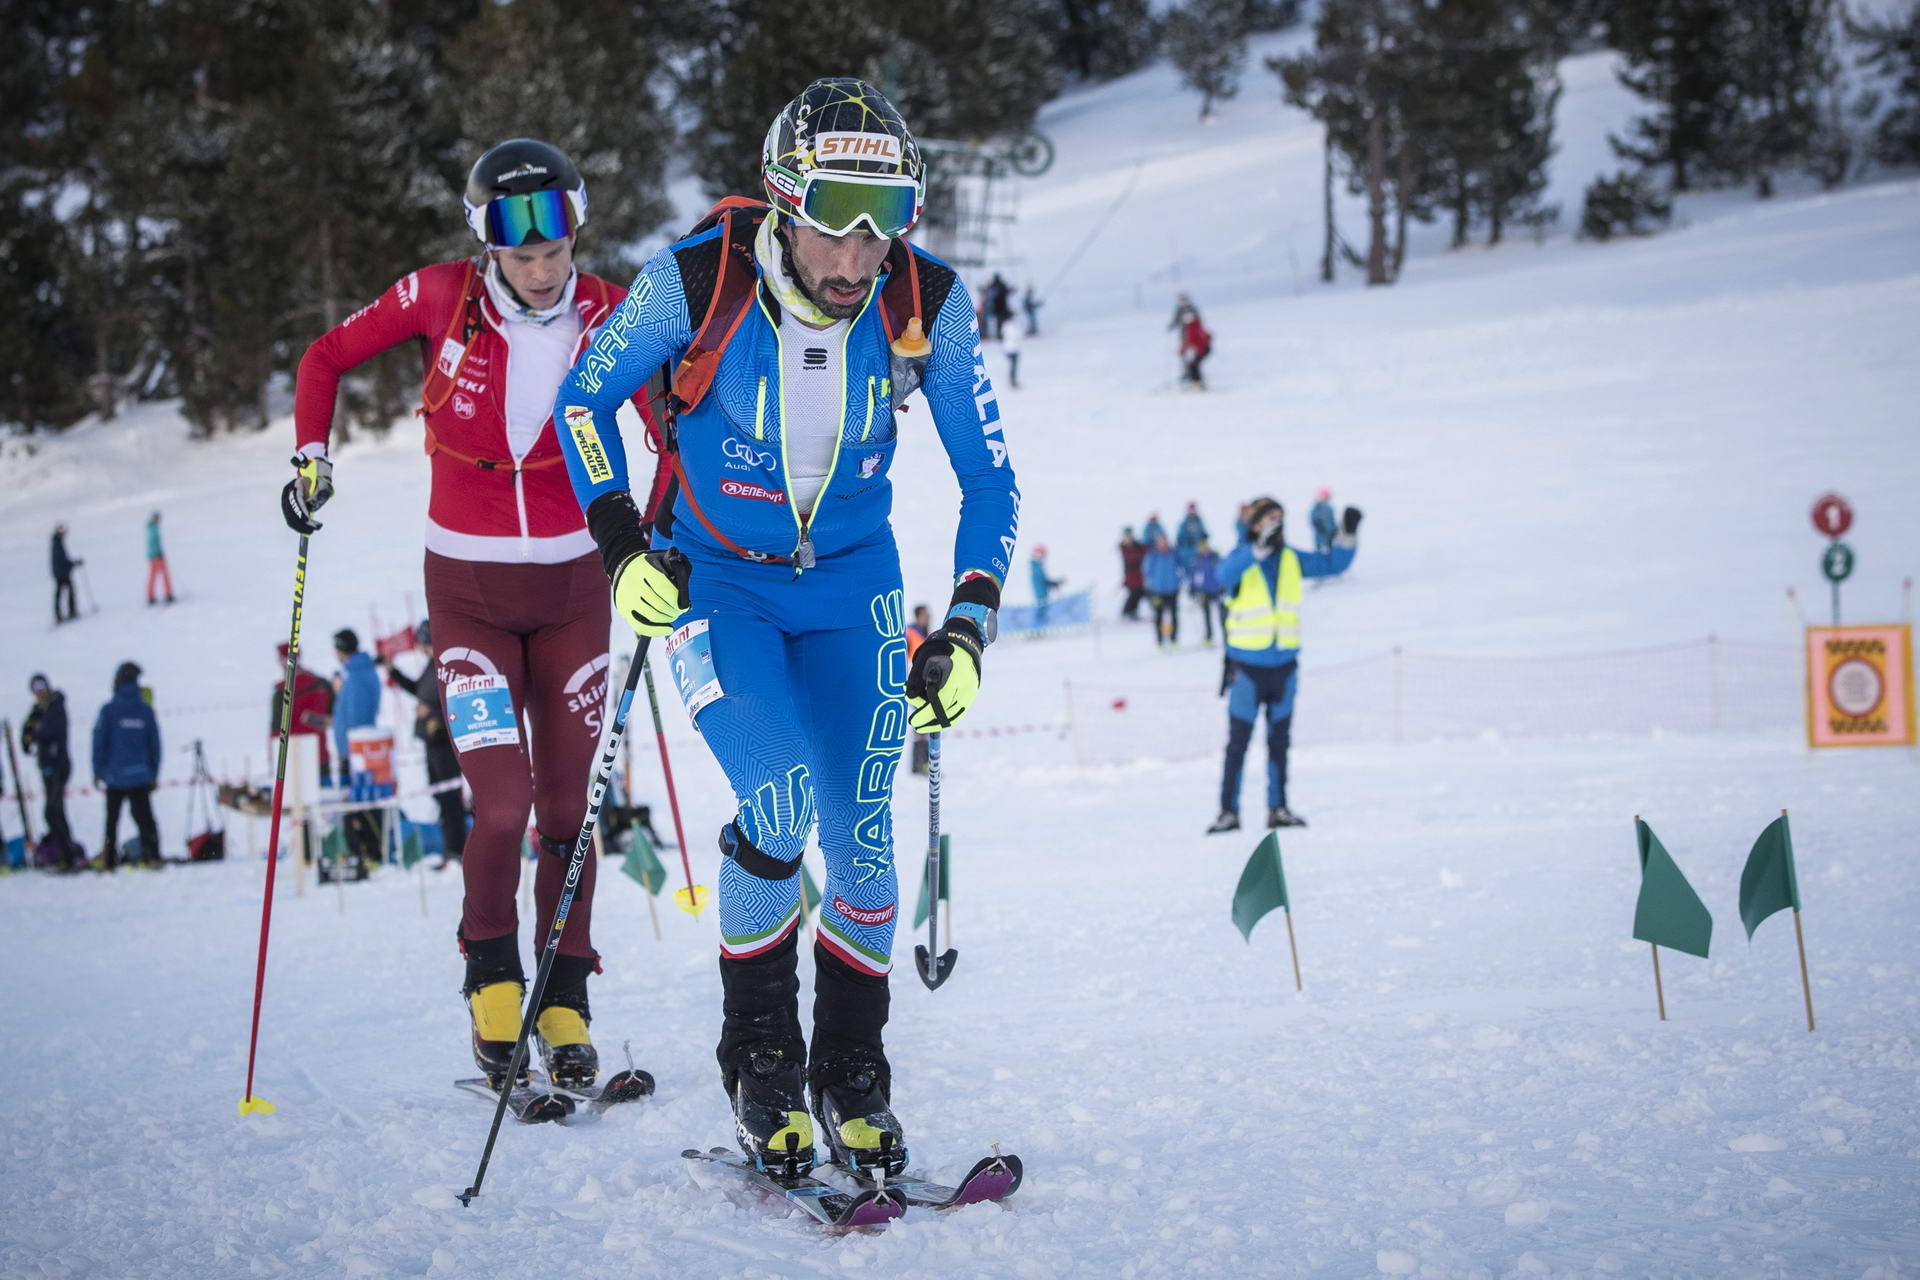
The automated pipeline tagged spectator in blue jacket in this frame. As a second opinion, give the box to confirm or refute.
[1142,532,1182,649]
[1310,488,1338,560]
[92,661,161,869]
[330,628,381,771]
[1029,544,1064,617]
[1188,538,1225,645]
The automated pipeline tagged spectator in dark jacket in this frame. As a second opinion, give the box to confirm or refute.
[92,662,161,870]
[378,620,467,868]
[1188,538,1225,644]
[51,524,81,624]
[22,673,79,867]
[1117,527,1147,621]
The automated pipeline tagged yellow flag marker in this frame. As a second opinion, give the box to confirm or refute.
[674,883,713,918]
[237,1094,278,1116]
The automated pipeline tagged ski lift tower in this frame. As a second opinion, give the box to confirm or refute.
[915,131,1055,281]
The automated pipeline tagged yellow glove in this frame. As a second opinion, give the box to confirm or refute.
[905,619,984,732]
[613,549,691,637]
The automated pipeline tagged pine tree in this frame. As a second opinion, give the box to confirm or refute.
[1607,0,1743,192]
[1850,3,1920,166]
[1166,0,1252,121]
[1049,0,1162,81]
[1725,0,1839,197]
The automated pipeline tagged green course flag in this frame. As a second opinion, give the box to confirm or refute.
[1633,819,1712,958]
[321,826,346,867]
[400,826,424,870]
[621,824,667,896]
[1232,831,1290,942]
[1739,814,1801,940]
[801,861,822,916]
[912,833,951,929]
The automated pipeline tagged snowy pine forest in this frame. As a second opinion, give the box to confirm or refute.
[3,9,1920,1279]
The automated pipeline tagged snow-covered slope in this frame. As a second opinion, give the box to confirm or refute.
[3,34,1918,1278]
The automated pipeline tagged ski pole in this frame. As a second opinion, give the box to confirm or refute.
[78,564,97,614]
[641,654,710,917]
[4,720,35,848]
[458,637,651,1207]
[913,733,957,990]
[239,533,313,1117]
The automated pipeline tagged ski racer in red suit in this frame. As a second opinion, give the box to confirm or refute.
[282,139,652,1093]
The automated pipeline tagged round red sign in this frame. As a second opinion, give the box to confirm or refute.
[1811,492,1852,538]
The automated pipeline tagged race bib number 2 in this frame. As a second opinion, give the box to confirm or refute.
[665,619,723,726]
[446,674,521,752]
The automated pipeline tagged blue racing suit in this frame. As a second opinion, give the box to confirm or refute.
[554,226,1018,984]
[1217,534,1355,814]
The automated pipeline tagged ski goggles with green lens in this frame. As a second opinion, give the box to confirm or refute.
[466,188,586,248]
[788,170,922,239]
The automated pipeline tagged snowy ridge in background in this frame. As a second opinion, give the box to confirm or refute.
[2,32,1919,1280]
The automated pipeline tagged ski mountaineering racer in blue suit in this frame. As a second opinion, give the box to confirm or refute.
[554,79,1018,1179]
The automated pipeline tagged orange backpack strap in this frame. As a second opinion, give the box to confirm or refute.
[419,258,487,418]
[670,206,764,415]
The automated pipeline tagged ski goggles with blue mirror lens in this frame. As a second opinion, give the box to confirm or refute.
[467,188,585,248]
[793,171,922,239]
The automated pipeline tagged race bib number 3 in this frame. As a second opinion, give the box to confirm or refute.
[664,619,722,726]
[446,674,521,752]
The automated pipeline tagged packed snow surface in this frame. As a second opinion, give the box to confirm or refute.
[4,36,1918,1279]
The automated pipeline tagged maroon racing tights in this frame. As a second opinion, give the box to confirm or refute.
[424,551,610,961]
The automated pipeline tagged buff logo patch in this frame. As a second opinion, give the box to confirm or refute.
[565,407,613,484]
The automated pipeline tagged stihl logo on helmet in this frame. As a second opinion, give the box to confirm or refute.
[816,132,902,165]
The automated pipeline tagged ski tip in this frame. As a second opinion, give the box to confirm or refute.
[605,1068,656,1100]
[237,1094,277,1117]
[840,1190,908,1228]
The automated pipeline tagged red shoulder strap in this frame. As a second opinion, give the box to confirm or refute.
[419,259,486,418]
[671,208,763,414]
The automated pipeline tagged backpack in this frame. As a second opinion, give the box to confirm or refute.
[635,199,956,563]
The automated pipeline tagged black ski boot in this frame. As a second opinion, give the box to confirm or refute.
[461,931,528,1088]
[1268,806,1308,828]
[810,943,906,1176]
[534,952,599,1090]
[717,917,812,1174]
[1206,809,1241,835]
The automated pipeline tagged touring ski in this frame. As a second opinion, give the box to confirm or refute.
[682,1147,905,1227]
[454,1077,573,1124]
[831,1151,1024,1209]
[548,1067,655,1113]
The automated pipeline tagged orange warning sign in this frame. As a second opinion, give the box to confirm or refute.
[1804,624,1915,748]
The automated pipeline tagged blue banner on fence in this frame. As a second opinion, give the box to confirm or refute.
[1000,588,1093,637]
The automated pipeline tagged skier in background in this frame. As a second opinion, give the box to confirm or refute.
[1001,320,1021,389]
[92,662,161,870]
[1177,306,1211,391]
[281,137,645,1091]
[985,272,1014,339]
[1117,527,1146,621]
[1207,495,1362,834]
[553,78,1018,1178]
[145,511,175,605]
[1188,537,1224,646]
[377,620,467,870]
[1022,285,1041,337]
[1167,292,1200,332]
[1142,511,1166,546]
[1030,544,1064,625]
[1143,531,1181,650]
[1310,488,1337,558]
[50,524,81,624]
[1174,502,1208,574]
[22,673,79,869]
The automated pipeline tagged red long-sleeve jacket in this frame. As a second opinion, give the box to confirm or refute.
[294,259,652,563]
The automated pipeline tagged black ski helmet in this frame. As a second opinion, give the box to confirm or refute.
[762,78,925,236]
[113,661,142,688]
[462,139,588,247]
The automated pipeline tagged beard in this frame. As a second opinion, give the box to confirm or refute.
[782,235,873,320]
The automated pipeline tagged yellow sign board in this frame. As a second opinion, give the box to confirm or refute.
[1804,624,1915,748]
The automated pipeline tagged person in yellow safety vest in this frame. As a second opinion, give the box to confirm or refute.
[1207,494,1362,834]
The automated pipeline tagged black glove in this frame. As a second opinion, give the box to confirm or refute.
[1219,655,1237,697]
[1341,506,1363,535]
[281,454,335,534]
